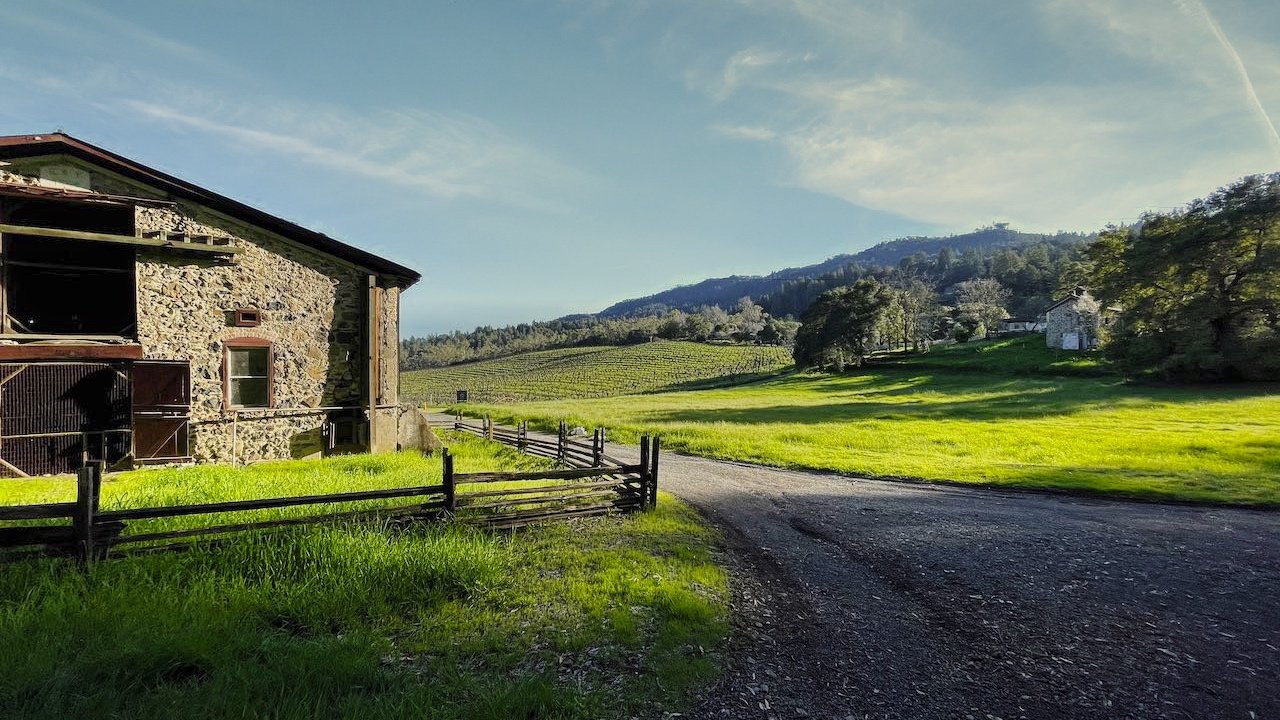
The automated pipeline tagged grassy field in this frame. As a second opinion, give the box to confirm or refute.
[453,337,1280,506]
[0,435,728,719]
[403,340,792,403]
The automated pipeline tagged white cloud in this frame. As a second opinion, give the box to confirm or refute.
[712,123,776,141]
[699,0,1280,231]
[1179,0,1280,153]
[122,99,583,210]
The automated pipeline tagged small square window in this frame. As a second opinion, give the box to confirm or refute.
[233,308,261,327]
[225,343,271,408]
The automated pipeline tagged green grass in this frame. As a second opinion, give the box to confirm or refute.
[455,339,1280,506]
[0,435,728,719]
[0,434,560,537]
[876,335,1112,376]
[403,340,792,403]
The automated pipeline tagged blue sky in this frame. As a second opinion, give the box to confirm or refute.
[2,0,1278,335]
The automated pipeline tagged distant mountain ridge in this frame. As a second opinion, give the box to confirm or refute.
[597,226,1092,318]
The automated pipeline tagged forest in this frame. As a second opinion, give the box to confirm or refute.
[401,233,1092,368]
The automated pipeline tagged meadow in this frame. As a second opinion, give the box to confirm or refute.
[402,340,792,403]
[0,435,728,719]
[454,338,1280,506]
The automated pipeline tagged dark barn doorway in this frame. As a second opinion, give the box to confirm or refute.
[0,196,137,338]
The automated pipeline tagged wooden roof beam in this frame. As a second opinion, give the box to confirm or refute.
[0,223,242,255]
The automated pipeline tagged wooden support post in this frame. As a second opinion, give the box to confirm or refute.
[639,435,651,510]
[442,449,456,514]
[592,428,603,467]
[73,465,100,567]
[484,415,493,441]
[649,436,660,509]
[557,421,567,464]
[366,275,380,453]
[518,421,527,452]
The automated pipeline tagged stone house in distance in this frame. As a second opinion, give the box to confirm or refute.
[1045,286,1111,350]
[0,132,423,477]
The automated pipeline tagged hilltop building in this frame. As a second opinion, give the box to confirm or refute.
[0,132,426,477]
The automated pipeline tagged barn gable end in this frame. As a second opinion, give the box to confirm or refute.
[0,132,419,476]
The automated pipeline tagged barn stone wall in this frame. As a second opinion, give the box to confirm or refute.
[1045,294,1101,350]
[134,205,405,463]
[2,155,407,464]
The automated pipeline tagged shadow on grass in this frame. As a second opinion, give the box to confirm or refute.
[639,372,1270,425]
[655,368,794,394]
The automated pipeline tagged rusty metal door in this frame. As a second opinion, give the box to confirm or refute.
[0,362,131,477]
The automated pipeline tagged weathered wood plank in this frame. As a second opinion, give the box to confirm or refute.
[110,501,447,545]
[0,223,242,254]
[461,491,630,512]
[454,465,643,484]
[475,498,642,527]
[0,502,76,521]
[99,483,447,521]
[457,478,630,500]
[0,525,73,548]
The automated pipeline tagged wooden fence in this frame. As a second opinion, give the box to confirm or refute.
[0,422,659,563]
[448,417,658,529]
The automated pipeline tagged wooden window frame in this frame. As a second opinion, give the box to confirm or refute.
[233,308,261,327]
[223,337,274,410]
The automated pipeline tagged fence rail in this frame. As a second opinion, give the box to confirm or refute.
[0,419,660,563]
[448,416,656,529]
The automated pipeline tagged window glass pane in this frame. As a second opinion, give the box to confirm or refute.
[231,377,269,407]
[229,347,268,377]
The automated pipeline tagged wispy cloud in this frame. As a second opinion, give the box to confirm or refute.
[122,98,584,210]
[682,0,1280,230]
[0,11,588,214]
[712,124,776,141]
[1178,0,1280,157]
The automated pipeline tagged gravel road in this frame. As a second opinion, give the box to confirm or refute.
[436,418,1279,718]
[601,444,1279,720]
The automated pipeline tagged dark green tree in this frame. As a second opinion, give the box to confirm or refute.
[793,279,891,371]
[1088,173,1280,381]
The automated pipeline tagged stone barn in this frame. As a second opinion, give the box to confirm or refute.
[1045,286,1108,350]
[0,132,424,477]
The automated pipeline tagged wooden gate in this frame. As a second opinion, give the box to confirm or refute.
[131,361,191,464]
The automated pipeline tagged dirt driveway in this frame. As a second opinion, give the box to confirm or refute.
[596,444,1280,720]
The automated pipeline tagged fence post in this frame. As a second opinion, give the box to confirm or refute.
[592,428,603,467]
[518,421,527,452]
[442,448,456,515]
[557,421,567,464]
[484,415,493,441]
[73,465,100,567]
[649,436,660,509]
[639,435,651,510]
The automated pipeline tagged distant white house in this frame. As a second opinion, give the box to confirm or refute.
[1045,287,1116,350]
[997,317,1044,334]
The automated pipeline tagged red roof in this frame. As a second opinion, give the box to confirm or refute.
[0,132,419,286]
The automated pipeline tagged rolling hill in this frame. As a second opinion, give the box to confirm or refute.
[597,226,1091,318]
[402,341,792,404]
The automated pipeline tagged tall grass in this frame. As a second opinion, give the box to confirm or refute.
[0,435,728,719]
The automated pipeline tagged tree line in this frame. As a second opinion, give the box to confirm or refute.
[402,299,799,369]
[404,237,1091,369]
[793,174,1279,382]
[406,173,1276,381]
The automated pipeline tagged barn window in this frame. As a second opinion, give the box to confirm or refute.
[224,338,273,408]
